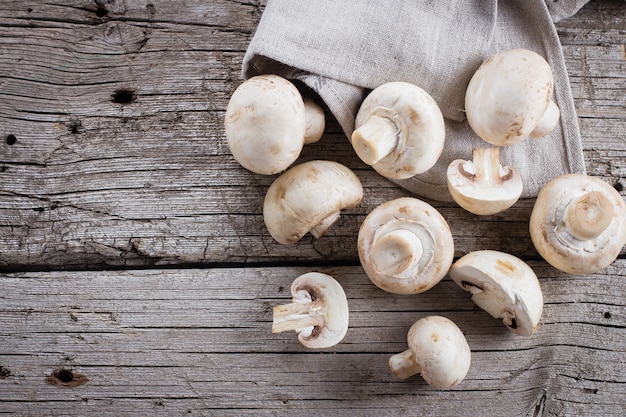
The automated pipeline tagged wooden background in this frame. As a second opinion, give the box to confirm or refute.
[0,0,624,416]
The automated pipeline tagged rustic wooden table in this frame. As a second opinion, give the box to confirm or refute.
[1,1,625,416]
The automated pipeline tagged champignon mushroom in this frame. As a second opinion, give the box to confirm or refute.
[351,82,445,180]
[529,173,626,275]
[389,316,471,389]
[225,74,322,175]
[449,250,543,337]
[272,272,349,349]
[303,97,325,145]
[447,147,523,215]
[358,197,454,295]
[465,49,560,146]
[263,160,363,245]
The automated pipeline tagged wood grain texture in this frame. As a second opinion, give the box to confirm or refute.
[0,0,625,416]
[0,264,624,416]
[1,0,625,269]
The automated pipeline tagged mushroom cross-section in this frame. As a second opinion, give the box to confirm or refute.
[465,49,560,146]
[529,173,626,275]
[272,272,349,349]
[351,81,445,180]
[389,316,471,389]
[225,74,324,175]
[263,160,363,245]
[449,250,543,337]
[447,147,523,215]
[358,197,454,295]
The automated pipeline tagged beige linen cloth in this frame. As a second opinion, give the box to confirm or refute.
[243,0,590,201]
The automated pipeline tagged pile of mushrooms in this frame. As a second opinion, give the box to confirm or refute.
[223,48,625,390]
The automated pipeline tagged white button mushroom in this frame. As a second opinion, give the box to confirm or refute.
[447,147,523,215]
[465,49,561,146]
[225,74,325,175]
[272,272,349,349]
[263,160,363,245]
[351,82,445,180]
[389,316,471,390]
[449,250,544,337]
[303,96,325,145]
[358,197,454,295]
[529,173,626,275]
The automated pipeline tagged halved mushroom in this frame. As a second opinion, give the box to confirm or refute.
[449,250,543,337]
[389,316,471,389]
[263,160,363,245]
[529,173,626,275]
[272,272,349,349]
[465,49,560,146]
[225,74,325,175]
[447,147,523,215]
[358,197,454,295]
[351,82,445,180]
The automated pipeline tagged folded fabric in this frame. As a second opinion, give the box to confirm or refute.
[243,0,588,202]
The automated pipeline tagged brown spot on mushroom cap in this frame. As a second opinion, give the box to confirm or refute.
[465,49,557,145]
[495,259,516,274]
[263,160,363,245]
[224,74,306,175]
[352,81,445,179]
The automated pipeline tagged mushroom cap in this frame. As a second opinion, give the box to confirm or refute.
[404,316,471,389]
[358,197,454,294]
[224,74,306,175]
[263,160,363,245]
[288,272,349,349]
[465,49,557,146]
[352,82,445,179]
[447,147,523,215]
[529,173,626,275]
[449,250,543,337]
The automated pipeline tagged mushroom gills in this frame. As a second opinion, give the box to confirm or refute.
[454,266,521,329]
[449,251,543,338]
[271,272,349,349]
[446,147,522,215]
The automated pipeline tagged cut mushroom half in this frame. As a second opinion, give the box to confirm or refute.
[263,160,363,245]
[465,49,560,146]
[351,82,445,180]
[529,173,626,275]
[447,147,523,215]
[358,197,454,295]
[449,250,543,337]
[389,316,471,389]
[272,272,349,349]
[225,74,325,175]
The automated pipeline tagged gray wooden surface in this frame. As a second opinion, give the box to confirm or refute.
[1,1,625,416]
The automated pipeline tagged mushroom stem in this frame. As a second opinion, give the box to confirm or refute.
[564,191,614,240]
[272,301,320,333]
[370,228,423,277]
[388,349,421,380]
[465,147,506,185]
[303,97,325,144]
[310,211,341,239]
[531,100,560,138]
[351,115,398,165]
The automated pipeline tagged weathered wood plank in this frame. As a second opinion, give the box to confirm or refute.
[0,263,624,416]
[1,0,625,269]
